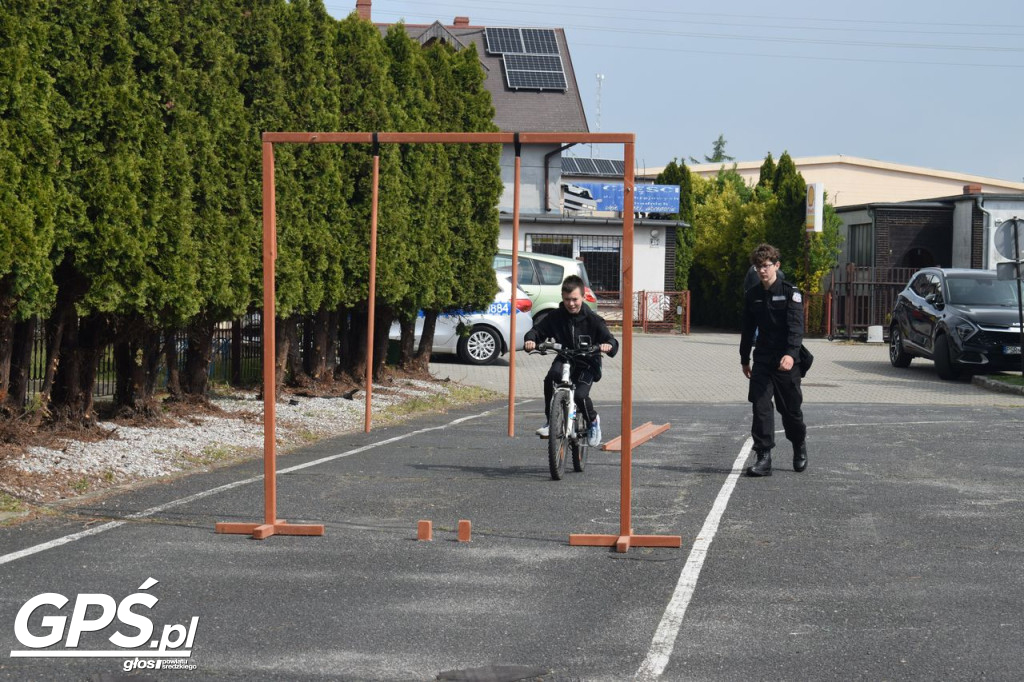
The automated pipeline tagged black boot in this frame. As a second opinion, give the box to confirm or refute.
[793,442,807,473]
[746,450,772,477]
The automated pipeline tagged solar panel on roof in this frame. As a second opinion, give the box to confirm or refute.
[521,28,559,54]
[503,53,567,91]
[506,70,567,90]
[595,159,621,175]
[561,157,581,174]
[485,27,523,54]
[504,54,562,72]
[574,158,600,174]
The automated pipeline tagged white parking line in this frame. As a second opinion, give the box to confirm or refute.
[0,409,498,566]
[635,437,752,681]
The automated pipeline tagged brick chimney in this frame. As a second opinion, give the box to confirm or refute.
[963,183,982,195]
[453,16,470,26]
[356,0,371,21]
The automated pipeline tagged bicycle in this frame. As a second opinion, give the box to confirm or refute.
[528,341,603,480]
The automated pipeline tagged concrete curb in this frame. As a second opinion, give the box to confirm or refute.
[972,375,1024,395]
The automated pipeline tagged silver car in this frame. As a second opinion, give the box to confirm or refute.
[390,272,533,365]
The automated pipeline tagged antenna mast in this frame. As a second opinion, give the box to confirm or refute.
[593,73,604,158]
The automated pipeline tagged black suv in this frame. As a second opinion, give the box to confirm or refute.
[889,268,1022,379]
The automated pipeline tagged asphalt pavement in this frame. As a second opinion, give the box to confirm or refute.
[1,331,1022,681]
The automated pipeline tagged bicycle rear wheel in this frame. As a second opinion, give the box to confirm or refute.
[547,396,569,480]
[571,413,588,472]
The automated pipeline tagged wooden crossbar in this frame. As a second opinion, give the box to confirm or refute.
[601,422,671,452]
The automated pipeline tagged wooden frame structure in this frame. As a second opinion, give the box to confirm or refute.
[216,131,680,552]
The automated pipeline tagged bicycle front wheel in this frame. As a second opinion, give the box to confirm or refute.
[547,396,569,480]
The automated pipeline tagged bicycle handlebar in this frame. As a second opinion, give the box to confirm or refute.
[527,341,604,358]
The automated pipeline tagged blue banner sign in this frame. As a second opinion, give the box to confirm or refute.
[574,182,680,214]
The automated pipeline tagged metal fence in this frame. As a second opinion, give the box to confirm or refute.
[826,265,916,339]
[24,319,263,401]
[594,290,691,334]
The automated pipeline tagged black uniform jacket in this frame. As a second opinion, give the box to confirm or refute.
[740,277,804,367]
[525,304,619,380]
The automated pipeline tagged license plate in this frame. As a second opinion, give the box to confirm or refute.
[1005,345,1022,355]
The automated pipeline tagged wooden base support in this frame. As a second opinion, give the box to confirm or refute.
[417,520,433,541]
[569,533,682,554]
[601,422,671,452]
[215,520,325,540]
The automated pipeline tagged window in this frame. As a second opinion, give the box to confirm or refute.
[527,233,622,294]
[848,224,872,266]
[493,254,539,285]
[534,259,565,285]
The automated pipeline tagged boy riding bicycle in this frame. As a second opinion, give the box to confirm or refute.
[523,274,619,446]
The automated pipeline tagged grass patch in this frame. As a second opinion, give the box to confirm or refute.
[986,373,1024,387]
[378,385,499,424]
[0,492,25,513]
[180,444,241,467]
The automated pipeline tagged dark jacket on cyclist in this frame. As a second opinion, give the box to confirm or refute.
[525,303,618,424]
[525,303,619,377]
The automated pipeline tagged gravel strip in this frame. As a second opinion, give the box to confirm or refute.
[1,379,453,502]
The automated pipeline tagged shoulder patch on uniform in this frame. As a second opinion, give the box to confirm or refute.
[792,291,802,303]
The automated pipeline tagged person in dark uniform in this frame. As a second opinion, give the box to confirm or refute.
[524,275,618,446]
[739,243,808,476]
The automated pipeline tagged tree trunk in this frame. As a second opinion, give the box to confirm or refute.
[0,275,13,407]
[113,318,160,417]
[397,316,416,368]
[306,306,332,382]
[324,309,339,378]
[411,310,439,372]
[163,329,182,400]
[6,318,36,411]
[274,315,289,398]
[371,306,394,383]
[182,317,215,398]
[284,315,305,387]
[76,315,103,422]
[51,310,83,415]
[38,256,91,420]
[36,306,67,418]
[335,306,366,384]
[0,315,12,408]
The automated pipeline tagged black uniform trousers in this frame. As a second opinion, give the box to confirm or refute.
[747,360,806,453]
[543,362,596,425]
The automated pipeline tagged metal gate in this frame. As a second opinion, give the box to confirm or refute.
[828,264,916,339]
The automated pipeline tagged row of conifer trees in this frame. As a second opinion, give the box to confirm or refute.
[0,1,503,420]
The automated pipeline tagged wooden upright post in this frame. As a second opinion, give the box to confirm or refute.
[569,139,681,553]
[215,138,324,540]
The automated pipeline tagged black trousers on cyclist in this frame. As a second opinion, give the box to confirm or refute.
[543,362,596,425]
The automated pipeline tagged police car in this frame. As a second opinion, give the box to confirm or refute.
[389,271,533,365]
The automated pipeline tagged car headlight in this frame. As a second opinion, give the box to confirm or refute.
[954,320,978,343]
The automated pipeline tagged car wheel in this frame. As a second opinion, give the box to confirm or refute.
[933,334,960,380]
[889,325,912,368]
[457,325,501,365]
[531,310,549,329]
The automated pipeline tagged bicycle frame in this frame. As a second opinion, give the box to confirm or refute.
[553,360,577,442]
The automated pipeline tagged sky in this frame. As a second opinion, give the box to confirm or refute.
[324,0,1024,182]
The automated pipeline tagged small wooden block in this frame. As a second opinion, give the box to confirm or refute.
[417,520,433,541]
[457,519,472,542]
